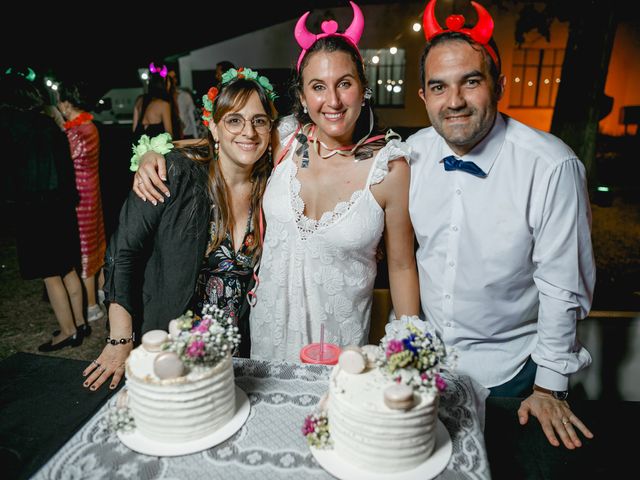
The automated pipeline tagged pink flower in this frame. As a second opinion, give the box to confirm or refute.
[421,372,429,381]
[386,339,404,357]
[186,340,205,358]
[435,374,447,392]
[302,415,316,436]
[192,318,211,334]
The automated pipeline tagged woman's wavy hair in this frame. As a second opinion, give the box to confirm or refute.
[183,78,276,258]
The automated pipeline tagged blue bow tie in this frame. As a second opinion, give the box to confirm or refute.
[442,155,487,178]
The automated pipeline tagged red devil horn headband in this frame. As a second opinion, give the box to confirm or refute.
[422,0,499,68]
[294,1,365,71]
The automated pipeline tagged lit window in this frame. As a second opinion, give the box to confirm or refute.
[362,48,406,107]
[510,47,564,108]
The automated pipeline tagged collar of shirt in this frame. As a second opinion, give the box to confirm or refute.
[439,113,506,177]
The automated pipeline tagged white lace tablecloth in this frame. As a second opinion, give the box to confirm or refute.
[33,359,490,479]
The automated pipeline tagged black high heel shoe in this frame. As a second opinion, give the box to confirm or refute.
[52,323,92,338]
[38,331,83,352]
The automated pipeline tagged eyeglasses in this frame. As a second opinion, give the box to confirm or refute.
[222,114,273,134]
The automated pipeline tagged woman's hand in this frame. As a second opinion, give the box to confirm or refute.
[82,342,132,391]
[83,303,134,391]
[133,151,169,204]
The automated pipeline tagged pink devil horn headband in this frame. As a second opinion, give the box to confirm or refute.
[149,62,168,78]
[422,0,499,68]
[294,1,365,71]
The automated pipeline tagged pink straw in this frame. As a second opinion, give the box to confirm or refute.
[320,323,325,362]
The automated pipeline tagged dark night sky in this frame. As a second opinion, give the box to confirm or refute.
[2,1,395,98]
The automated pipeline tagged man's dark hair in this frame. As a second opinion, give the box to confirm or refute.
[419,32,501,92]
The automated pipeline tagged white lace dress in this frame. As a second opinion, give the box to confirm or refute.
[250,134,410,362]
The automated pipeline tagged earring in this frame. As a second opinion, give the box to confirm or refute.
[267,144,272,164]
[303,106,308,114]
[214,141,219,157]
[362,87,372,106]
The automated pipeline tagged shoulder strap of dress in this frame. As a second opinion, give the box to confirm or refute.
[364,130,406,188]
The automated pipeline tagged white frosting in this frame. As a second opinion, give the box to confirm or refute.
[328,366,438,472]
[125,345,236,442]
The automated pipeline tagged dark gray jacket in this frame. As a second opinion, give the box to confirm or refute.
[103,150,211,336]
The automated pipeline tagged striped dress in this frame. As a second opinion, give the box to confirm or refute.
[65,120,106,278]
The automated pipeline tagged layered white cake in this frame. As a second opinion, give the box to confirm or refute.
[125,346,236,442]
[328,364,438,472]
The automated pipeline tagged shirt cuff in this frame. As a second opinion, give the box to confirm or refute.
[534,365,569,391]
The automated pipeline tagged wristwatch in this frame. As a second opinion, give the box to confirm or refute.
[533,384,569,400]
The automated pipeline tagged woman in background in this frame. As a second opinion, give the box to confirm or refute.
[58,81,107,323]
[132,66,173,141]
[1,70,88,350]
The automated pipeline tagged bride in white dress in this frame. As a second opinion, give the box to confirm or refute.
[250,6,419,361]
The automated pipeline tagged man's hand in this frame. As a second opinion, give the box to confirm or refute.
[518,390,594,449]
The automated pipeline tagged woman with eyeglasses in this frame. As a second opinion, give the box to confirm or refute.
[82,70,276,391]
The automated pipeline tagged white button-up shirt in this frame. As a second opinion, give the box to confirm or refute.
[407,114,595,390]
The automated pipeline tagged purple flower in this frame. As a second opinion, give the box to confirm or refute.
[435,374,447,392]
[386,339,404,357]
[402,334,418,355]
[186,340,205,358]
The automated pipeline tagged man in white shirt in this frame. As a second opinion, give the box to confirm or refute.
[408,0,595,449]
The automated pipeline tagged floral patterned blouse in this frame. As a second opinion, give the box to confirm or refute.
[192,214,256,325]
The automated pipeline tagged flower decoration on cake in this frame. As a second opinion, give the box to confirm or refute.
[106,390,135,433]
[379,316,454,395]
[302,411,331,448]
[106,405,135,433]
[163,303,240,368]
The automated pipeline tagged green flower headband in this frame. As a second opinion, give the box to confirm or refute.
[201,67,277,126]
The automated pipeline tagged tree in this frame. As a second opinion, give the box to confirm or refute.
[503,0,619,186]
